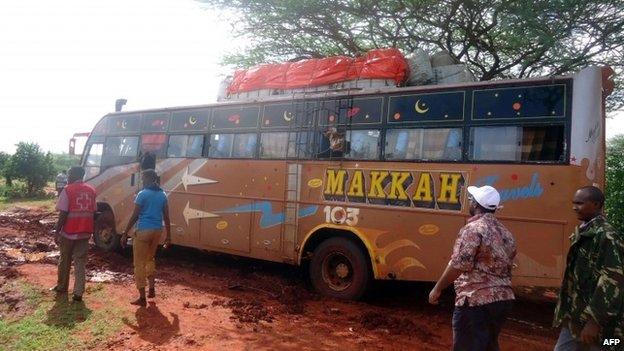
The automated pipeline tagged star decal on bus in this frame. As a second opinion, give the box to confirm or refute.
[347,107,360,118]
[183,202,219,225]
[228,114,241,124]
[181,168,218,191]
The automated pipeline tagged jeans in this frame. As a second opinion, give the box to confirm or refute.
[452,299,513,351]
[554,328,604,351]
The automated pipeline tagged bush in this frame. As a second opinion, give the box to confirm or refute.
[605,135,624,233]
[4,142,55,196]
[0,151,10,185]
[0,183,30,200]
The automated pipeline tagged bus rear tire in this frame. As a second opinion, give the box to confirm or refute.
[309,237,371,300]
[94,210,120,252]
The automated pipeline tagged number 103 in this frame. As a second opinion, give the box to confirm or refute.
[323,206,360,226]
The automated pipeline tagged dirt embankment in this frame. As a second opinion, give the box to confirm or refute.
[0,207,559,350]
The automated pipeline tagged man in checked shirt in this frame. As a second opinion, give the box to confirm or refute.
[429,185,517,351]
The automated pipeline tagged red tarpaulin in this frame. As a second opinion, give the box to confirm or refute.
[227,48,408,94]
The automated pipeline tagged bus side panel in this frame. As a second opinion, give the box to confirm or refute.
[501,220,564,279]
[88,163,140,233]
[297,162,583,287]
[167,192,202,246]
[570,67,604,188]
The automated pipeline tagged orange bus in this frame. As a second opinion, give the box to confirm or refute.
[79,66,611,299]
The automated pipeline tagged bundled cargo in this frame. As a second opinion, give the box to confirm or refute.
[405,49,433,85]
[432,64,476,84]
[227,48,409,95]
[221,48,477,101]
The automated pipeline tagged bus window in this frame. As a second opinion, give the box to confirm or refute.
[469,125,564,162]
[385,128,462,161]
[260,132,311,159]
[167,135,204,158]
[102,136,139,167]
[84,143,103,179]
[141,134,167,157]
[260,132,288,159]
[345,130,379,160]
[232,133,257,158]
[317,128,344,159]
[207,133,256,158]
[521,126,565,161]
[209,134,234,158]
[287,132,311,158]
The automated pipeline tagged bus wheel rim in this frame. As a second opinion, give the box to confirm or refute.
[99,228,113,244]
[321,252,353,292]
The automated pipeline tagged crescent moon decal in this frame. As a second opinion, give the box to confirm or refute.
[121,120,128,129]
[189,116,197,125]
[414,100,429,114]
[283,110,293,122]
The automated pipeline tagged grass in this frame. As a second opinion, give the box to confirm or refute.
[0,280,126,351]
[0,198,56,212]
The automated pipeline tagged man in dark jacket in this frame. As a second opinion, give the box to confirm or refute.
[554,186,623,350]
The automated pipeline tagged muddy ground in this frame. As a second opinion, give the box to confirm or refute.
[0,207,559,350]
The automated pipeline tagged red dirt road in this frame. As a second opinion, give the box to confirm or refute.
[1,208,559,350]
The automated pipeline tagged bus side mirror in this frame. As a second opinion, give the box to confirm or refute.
[69,138,76,156]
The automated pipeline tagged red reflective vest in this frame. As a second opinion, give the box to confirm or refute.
[63,182,96,234]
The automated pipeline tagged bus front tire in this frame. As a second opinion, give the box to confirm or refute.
[309,237,371,300]
[93,211,120,252]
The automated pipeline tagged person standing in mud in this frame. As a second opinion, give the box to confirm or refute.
[428,185,516,351]
[55,170,68,197]
[120,169,171,307]
[553,186,623,350]
[50,166,96,302]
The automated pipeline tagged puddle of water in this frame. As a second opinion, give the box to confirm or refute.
[2,248,59,263]
[87,270,131,283]
[3,248,27,262]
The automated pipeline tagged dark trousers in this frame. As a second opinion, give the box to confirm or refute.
[57,236,89,297]
[452,299,513,351]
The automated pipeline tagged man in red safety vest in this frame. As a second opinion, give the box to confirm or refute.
[50,166,96,302]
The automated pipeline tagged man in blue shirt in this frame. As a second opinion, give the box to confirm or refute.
[121,169,171,307]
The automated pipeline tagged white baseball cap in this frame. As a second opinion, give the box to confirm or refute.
[467,185,501,210]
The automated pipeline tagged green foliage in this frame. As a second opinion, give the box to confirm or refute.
[0,151,12,185]
[4,143,55,196]
[0,182,30,200]
[51,153,81,174]
[199,0,624,111]
[0,146,79,201]
[605,134,624,233]
[0,151,8,171]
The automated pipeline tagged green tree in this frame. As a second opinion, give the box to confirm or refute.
[606,134,624,233]
[5,142,55,196]
[0,151,14,186]
[0,151,9,182]
[52,153,81,174]
[199,0,624,110]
